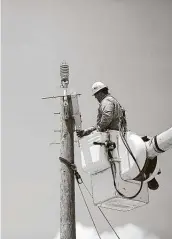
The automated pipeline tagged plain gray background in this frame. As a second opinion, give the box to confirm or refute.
[2,0,172,238]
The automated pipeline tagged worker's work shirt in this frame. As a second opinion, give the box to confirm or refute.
[84,94,126,135]
[96,94,123,131]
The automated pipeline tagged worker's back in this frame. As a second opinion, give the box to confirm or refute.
[97,94,126,131]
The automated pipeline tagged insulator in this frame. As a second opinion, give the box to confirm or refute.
[60,62,69,80]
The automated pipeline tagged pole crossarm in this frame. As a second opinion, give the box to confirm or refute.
[42,94,81,100]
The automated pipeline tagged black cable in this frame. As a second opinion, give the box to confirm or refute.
[108,120,144,199]
[120,126,143,180]
[106,101,144,199]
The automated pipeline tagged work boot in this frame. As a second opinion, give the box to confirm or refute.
[148,178,159,190]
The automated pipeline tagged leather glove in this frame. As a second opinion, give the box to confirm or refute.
[76,130,85,138]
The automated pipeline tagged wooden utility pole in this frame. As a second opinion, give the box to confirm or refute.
[59,94,76,239]
[43,62,77,239]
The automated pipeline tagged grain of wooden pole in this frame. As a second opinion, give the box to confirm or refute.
[60,95,76,239]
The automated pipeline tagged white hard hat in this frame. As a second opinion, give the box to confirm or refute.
[92,82,108,95]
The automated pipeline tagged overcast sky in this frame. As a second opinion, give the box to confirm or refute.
[2,0,172,239]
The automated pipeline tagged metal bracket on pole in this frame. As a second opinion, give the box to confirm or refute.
[49,142,60,146]
[42,96,62,100]
[71,93,82,131]
[54,129,61,133]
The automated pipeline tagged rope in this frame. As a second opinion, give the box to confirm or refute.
[59,156,121,239]
[81,181,121,239]
[77,183,102,239]
[98,207,120,239]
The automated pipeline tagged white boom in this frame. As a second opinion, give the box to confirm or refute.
[146,127,172,159]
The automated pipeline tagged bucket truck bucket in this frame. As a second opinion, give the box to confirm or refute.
[79,130,150,211]
[79,130,147,180]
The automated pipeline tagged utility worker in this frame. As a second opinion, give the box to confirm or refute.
[76,82,127,138]
[76,82,159,190]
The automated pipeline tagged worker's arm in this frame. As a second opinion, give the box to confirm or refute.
[83,126,96,136]
[76,126,96,138]
[97,99,114,131]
